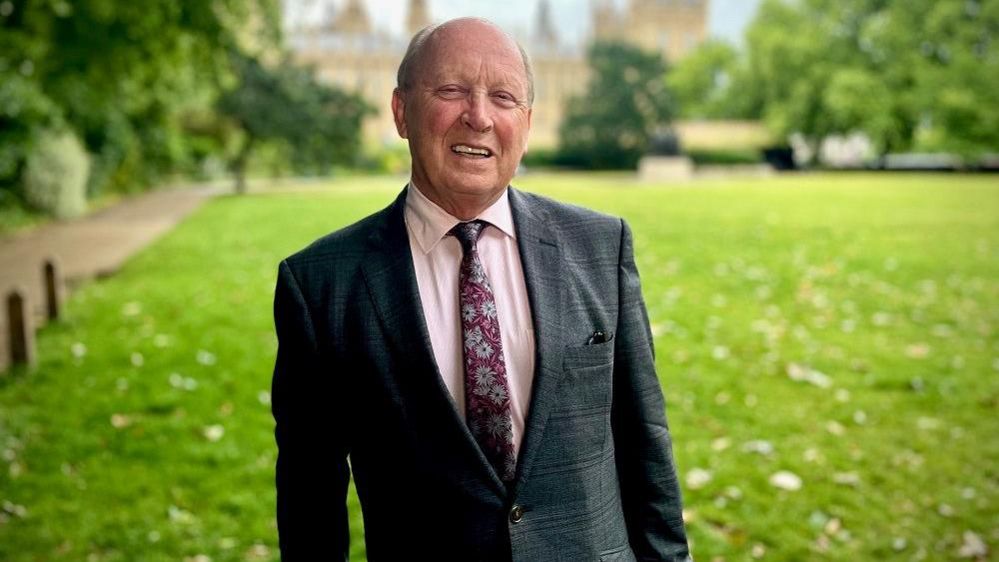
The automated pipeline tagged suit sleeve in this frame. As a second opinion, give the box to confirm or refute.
[612,220,692,562]
[272,260,351,561]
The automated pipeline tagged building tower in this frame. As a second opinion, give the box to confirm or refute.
[629,0,709,63]
[591,0,621,42]
[534,0,559,51]
[330,0,372,34]
[406,0,432,36]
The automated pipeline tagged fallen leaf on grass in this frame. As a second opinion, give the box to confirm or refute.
[957,531,988,559]
[711,437,731,451]
[742,440,774,456]
[769,471,802,491]
[196,350,217,366]
[245,544,270,560]
[826,421,846,436]
[686,468,712,490]
[905,343,931,359]
[786,363,831,388]
[833,472,861,487]
[168,505,195,524]
[203,425,225,442]
[110,414,132,429]
[1,500,27,518]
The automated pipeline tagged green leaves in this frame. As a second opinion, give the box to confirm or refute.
[558,41,674,169]
[742,0,999,160]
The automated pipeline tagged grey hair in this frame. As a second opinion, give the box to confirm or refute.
[396,20,535,106]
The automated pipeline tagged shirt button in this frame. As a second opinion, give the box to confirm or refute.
[509,504,524,524]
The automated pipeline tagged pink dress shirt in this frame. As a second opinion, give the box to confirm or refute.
[404,183,536,460]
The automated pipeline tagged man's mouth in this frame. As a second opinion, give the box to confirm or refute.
[451,144,492,158]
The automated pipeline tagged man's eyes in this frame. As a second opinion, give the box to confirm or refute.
[437,86,465,97]
[435,87,520,105]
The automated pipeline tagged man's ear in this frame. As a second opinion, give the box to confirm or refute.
[391,88,408,139]
[523,107,532,154]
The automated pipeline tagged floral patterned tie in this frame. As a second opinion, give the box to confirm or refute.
[450,220,516,482]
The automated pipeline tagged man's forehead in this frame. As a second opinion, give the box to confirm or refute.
[421,28,527,82]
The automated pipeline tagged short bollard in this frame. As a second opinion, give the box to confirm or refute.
[44,258,63,321]
[7,289,37,369]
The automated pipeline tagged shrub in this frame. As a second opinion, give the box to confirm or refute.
[23,129,90,218]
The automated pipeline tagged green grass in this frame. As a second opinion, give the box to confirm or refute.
[1,172,997,561]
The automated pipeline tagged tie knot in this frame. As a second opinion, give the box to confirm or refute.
[450,220,487,253]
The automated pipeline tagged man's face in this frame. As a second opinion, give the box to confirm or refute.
[392,21,532,212]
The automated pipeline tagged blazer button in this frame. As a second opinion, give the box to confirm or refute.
[509,504,524,524]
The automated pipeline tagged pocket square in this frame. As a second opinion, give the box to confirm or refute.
[586,330,614,345]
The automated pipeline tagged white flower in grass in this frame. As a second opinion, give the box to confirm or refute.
[70,342,87,358]
[130,352,144,367]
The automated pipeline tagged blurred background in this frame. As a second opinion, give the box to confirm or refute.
[0,0,996,560]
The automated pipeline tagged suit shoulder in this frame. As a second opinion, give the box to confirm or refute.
[514,188,623,239]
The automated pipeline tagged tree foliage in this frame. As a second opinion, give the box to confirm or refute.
[0,0,283,201]
[558,42,674,169]
[217,53,372,193]
[667,40,757,120]
[742,0,999,159]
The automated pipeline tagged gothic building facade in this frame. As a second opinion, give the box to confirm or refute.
[286,0,709,148]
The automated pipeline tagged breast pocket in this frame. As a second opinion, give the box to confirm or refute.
[540,340,616,468]
[561,339,616,408]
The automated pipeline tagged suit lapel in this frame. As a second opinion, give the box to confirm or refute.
[360,188,508,496]
[508,187,567,496]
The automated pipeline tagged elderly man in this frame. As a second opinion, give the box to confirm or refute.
[271,17,690,562]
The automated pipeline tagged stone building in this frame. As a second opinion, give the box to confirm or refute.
[286,0,709,148]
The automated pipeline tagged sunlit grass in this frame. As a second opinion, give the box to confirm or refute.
[1,172,996,561]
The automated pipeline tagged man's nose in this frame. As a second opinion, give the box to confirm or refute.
[461,93,493,133]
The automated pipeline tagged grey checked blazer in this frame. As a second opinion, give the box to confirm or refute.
[271,186,690,561]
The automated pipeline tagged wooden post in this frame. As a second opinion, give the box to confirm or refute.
[7,288,37,368]
[44,258,62,321]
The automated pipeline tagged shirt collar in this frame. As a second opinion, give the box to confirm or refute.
[404,182,517,255]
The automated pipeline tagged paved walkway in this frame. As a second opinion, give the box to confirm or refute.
[0,186,220,370]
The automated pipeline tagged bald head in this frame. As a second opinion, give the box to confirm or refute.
[396,18,535,106]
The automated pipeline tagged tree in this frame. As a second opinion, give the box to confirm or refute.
[558,42,674,169]
[742,0,999,161]
[0,0,281,198]
[216,52,372,193]
[667,40,754,120]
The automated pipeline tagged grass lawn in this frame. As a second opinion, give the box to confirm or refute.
[0,172,996,561]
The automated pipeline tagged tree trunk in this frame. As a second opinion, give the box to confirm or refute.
[232,135,255,195]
